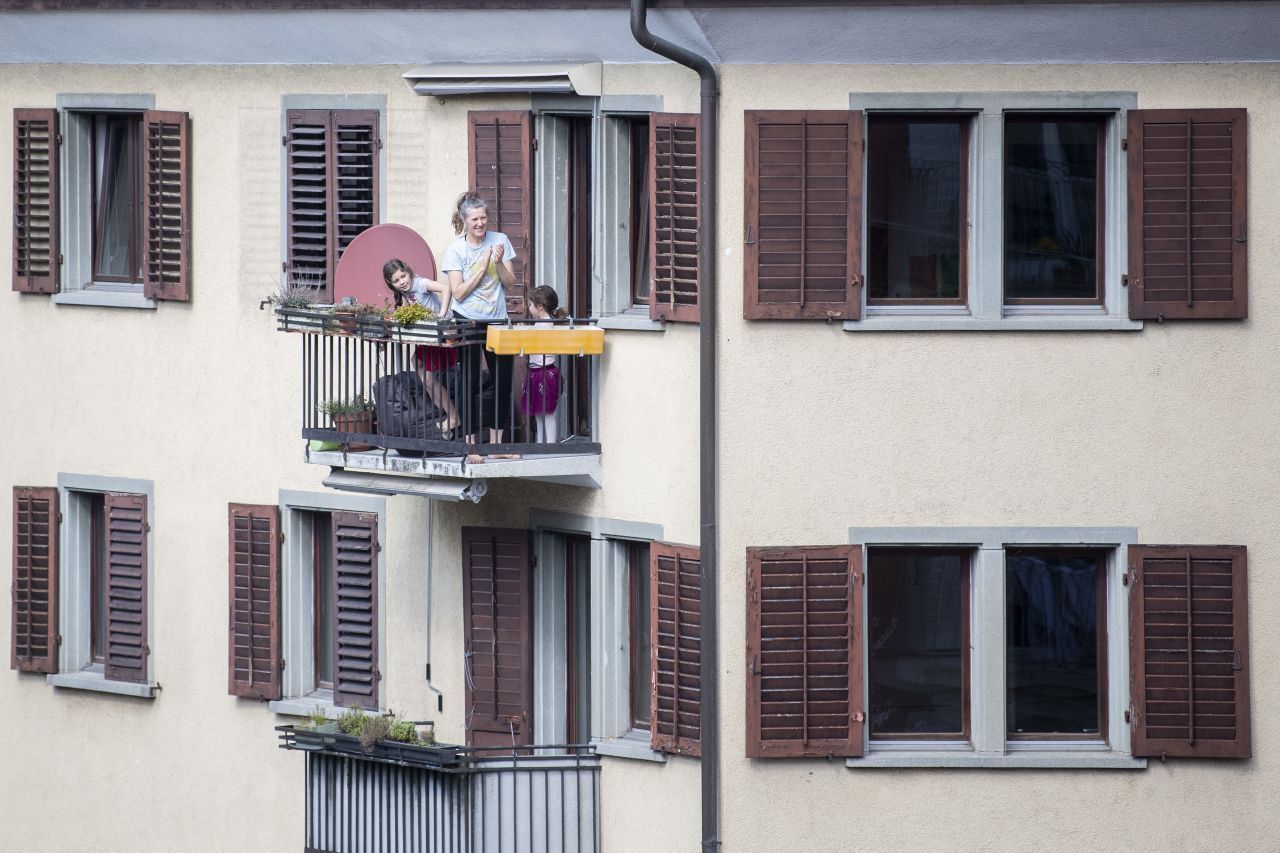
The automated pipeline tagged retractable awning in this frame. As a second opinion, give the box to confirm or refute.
[402,62,602,97]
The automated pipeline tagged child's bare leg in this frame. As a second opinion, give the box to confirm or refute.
[420,371,461,430]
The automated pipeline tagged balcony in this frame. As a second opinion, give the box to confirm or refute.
[279,727,601,853]
[277,307,604,492]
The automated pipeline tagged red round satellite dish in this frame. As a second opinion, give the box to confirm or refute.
[333,223,438,306]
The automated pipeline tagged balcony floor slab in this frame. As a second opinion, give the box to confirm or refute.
[306,447,602,489]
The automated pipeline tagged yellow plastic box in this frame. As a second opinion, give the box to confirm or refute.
[485,325,605,356]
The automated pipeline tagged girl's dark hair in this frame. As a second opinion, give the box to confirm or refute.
[382,258,414,307]
[452,192,489,235]
[528,285,567,319]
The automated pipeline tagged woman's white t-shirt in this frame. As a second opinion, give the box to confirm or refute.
[440,231,517,321]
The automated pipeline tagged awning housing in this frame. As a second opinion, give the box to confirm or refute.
[402,62,602,97]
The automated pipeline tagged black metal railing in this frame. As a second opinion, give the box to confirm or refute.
[280,729,601,853]
[278,308,600,458]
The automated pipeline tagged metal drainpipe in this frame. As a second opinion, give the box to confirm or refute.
[629,3,720,852]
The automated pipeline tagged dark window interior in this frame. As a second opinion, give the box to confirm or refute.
[89,494,107,664]
[867,115,967,303]
[628,118,652,307]
[90,112,142,283]
[1005,549,1105,737]
[1003,114,1103,302]
[312,512,335,690]
[629,541,652,729]
[566,535,593,744]
[867,549,969,738]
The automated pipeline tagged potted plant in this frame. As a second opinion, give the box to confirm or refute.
[319,394,377,451]
[387,302,437,343]
[354,301,393,341]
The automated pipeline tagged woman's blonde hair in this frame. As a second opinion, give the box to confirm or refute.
[452,192,489,235]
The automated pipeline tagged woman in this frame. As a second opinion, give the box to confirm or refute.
[382,258,460,435]
[440,193,518,446]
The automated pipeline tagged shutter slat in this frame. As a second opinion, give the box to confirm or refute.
[142,111,190,301]
[103,493,148,684]
[650,541,701,756]
[12,108,60,294]
[331,511,379,710]
[1130,545,1250,759]
[649,113,700,323]
[747,546,862,758]
[745,110,862,321]
[1128,109,1247,320]
[11,486,59,673]
[468,111,533,318]
[227,504,281,700]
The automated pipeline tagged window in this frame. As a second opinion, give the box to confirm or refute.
[527,511,667,761]
[283,108,381,302]
[470,101,698,327]
[252,493,385,715]
[744,528,1256,768]
[11,99,190,305]
[866,549,968,740]
[9,477,157,698]
[741,94,1257,328]
[866,115,968,305]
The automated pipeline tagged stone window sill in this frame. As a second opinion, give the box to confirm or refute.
[47,669,158,698]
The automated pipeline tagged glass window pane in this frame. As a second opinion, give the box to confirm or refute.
[868,550,967,737]
[1006,551,1102,736]
[314,514,334,688]
[867,116,966,302]
[90,494,107,663]
[630,542,652,728]
[1004,116,1101,301]
[568,536,592,744]
[93,114,138,280]
[630,119,652,305]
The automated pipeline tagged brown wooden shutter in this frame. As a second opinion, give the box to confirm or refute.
[228,504,281,700]
[649,113,700,323]
[142,110,190,301]
[332,511,379,710]
[11,487,59,673]
[746,546,862,758]
[744,110,862,321]
[461,527,534,748]
[1128,109,1247,320]
[468,110,533,318]
[1129,545,1250,759]
[12,108,59,294]
[103,493,148,684]
[286,109,380,303]
[651,541,701,756]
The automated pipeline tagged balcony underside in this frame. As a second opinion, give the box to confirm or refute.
[308,446,603,489]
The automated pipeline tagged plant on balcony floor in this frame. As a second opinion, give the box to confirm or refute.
[319,395,376,451]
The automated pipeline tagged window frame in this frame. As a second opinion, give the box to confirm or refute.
[46,473,157,699]
[845,92,1141,332]
[847,526,1143,769]
[269,489,386,718]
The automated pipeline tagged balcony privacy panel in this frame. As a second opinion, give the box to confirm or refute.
[468,111,532,317]
[746,545,862,758]
[333,511,380,710]
[1130,545,1251,758]
[12,108,59,293]
[104,493,148,684]
[744,110,862,320]
[1128,109,1247,320]
[650,541,701,756]
[142,110,191,301]
[10,486,59,673]
[228,504,281,700]
[649,113,700,323]
[462,527,534,748]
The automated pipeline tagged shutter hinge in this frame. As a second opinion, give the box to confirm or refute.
[57,633,63,647]
[1125,708,1132,724]
[143,644,152,657]
[281,135,287,148]
[279,531,285,545]
[373,542,382,555]
[280,658,287,671]
[57,254,64,269]
[1121,274,1129,287]
[375,668,383,681]
[1121,137,1128,150]
[531,137,539,151]
[144,522,152,534]
[56,133,63,146]
[57,511,64,524]
[1122,572,1129,586]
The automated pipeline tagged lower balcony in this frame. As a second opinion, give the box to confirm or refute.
[280,728,601,853]
[279,308,604,492]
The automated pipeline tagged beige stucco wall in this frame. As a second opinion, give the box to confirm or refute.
[0,57,1276,852]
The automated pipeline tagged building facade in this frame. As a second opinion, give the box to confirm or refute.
[3,2,1277,851]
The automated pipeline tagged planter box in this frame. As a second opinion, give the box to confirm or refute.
[278,725,460,769]
[486,325,604,356]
